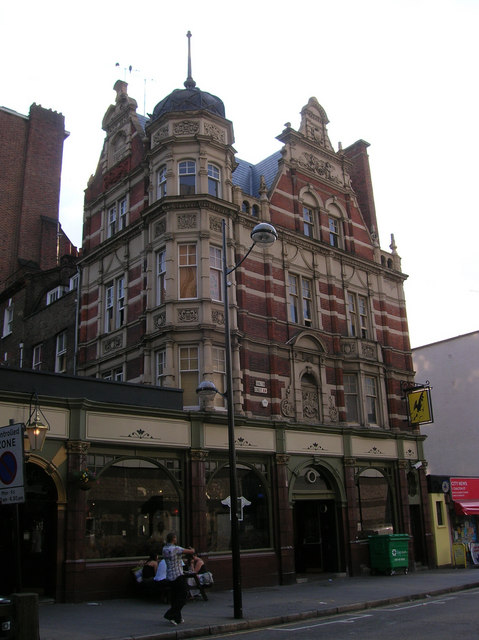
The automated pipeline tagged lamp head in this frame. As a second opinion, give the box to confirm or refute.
[250,223,278,246]
[196,380,220,396]
[196,380,221,411]
[25,393,50,452]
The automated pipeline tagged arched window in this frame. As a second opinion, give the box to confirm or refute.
[179,160,196,195]
[242,201,250,214]
[208,164,221,197]
[326,203,343,248]
[303,206,315,237]
[356,468,394,535]
[85,458,181,559]
[252,204,259,217]
[301,373,320,422]
[206,464,270,551]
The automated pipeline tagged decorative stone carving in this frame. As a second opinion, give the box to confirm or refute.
[103,335,123,353]
[306,441,326,452]
[329,395,338,422]
[152,125,169,146]
[178,308,198,322]
[105,112,130,136]
[177,213,197,229]
[126,428,153,440]
[204,122,225,142]
[298,153,342,186]
[361,342,376,359]
[212,309,225,325]
[367,445,384,456]
[155,219,166,237]
[341,340,357,356]
[190,449,209,461]
[209,216,223,233]
[302,390,319,421]
[235,436,254,448]
[281,387,295,418]
[154,313,166,328]
[174,120,199,136]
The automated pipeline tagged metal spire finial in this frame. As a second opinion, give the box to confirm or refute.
[184,30,196,89]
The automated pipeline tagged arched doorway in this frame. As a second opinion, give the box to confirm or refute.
[292,464,342,574]
[0,462,58,596]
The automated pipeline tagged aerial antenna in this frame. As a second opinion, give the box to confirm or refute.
[184,30,196,89]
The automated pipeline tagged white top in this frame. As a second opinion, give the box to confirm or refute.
[154,558,167,581]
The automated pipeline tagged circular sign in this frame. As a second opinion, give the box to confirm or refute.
[0,451,17,485]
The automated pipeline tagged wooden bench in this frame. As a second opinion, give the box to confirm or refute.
[184,572,209,601]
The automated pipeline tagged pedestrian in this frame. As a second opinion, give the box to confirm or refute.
[162,531,195,625]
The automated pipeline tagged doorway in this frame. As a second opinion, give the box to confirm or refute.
[0,462,58,596]
[294,499,338,573]
[409,504,426,566]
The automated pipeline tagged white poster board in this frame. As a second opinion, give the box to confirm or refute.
[0,423,25,504]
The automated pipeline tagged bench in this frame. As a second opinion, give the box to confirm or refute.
[184,571,209,601]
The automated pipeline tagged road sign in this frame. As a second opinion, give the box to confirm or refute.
[0,423,25,504]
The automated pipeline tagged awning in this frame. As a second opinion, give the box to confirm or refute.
[454,500,479,516]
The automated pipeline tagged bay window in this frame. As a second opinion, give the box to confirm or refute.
[208,164,220,197]
[209,245,222,301]
[179,160,196,195]
[179,346,199,406]
[157,249,166,305]
[179,244,197,299]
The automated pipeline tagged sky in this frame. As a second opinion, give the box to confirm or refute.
[2,0,478,349]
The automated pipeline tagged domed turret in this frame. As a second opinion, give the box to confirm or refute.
[151,87,225,120]
[150,31,225,121]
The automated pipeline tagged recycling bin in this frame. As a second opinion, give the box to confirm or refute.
[369,534,410,575]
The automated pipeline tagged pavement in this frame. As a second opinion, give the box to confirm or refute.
[38,566,479,640]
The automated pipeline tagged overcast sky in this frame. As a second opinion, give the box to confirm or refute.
[2,0,478,349]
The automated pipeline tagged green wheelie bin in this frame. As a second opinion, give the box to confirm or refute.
[368,534,410,575]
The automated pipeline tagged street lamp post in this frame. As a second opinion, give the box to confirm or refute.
[197,219,277,620]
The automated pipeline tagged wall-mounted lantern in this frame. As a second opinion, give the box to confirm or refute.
[25,392,50,452]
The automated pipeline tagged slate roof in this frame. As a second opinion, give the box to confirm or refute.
[137,113,149,132]
[232,151,282,197]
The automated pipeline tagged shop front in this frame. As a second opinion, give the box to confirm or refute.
[450,477,479,565]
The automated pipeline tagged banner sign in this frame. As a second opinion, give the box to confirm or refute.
[0,423,25,505]
[451,477,479,500]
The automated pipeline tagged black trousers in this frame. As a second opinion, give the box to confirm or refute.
[164,575,187,623]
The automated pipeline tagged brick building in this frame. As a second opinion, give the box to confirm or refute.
[66,63,432,598]
[0,55,433,602]
[0,104,78,372]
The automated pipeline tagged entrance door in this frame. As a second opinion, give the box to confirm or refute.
[0,463,58,596]
[294,499,338,573]
[410,504,426,565]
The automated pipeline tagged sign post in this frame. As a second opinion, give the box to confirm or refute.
[0,423,25,505]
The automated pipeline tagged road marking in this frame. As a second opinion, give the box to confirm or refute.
[268,614,373,631]
[381,597,455,612]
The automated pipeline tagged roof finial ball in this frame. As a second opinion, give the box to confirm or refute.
[184,30,196,89]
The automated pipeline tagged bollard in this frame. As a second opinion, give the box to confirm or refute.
[11,593,39,640]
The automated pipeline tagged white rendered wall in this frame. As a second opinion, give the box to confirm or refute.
[413,331,479,477]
